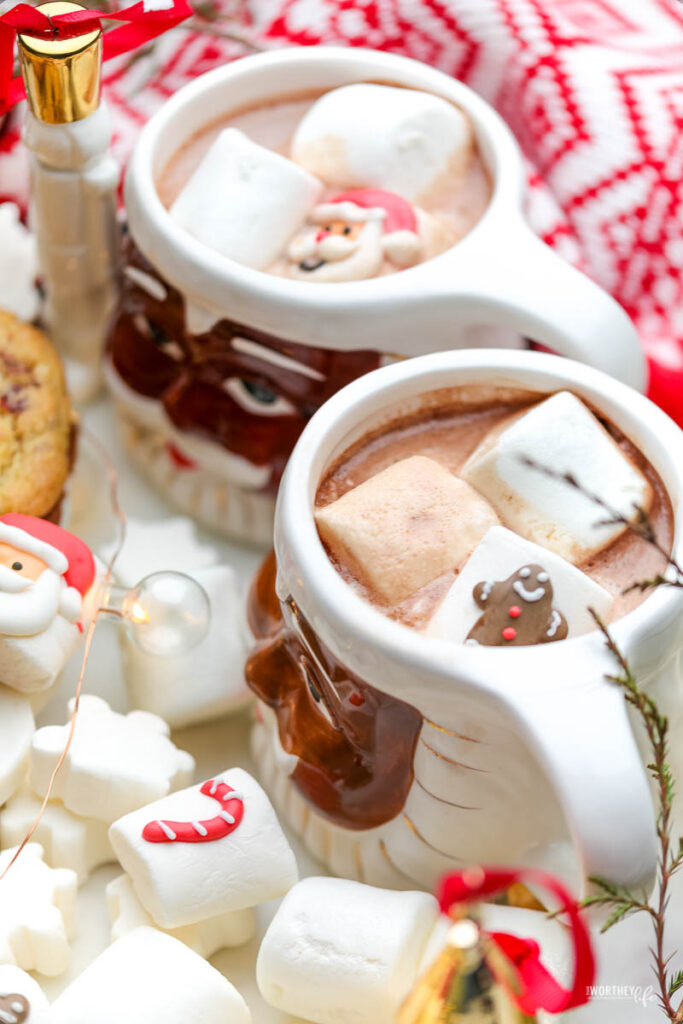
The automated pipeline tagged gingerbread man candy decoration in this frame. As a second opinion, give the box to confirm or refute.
[466,563,568,646]
[0,993,29,1023]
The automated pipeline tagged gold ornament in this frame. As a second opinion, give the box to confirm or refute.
[397,913,537,1024]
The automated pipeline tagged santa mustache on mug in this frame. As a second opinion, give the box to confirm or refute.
[286,189,450,282]
[0,514,100,694]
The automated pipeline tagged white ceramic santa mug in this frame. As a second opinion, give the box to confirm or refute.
[109,47,645,544]
[248,349,683,896]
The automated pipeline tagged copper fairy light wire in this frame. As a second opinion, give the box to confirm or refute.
[0,422,127,882]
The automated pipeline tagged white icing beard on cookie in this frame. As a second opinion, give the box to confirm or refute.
[0,567,78,638]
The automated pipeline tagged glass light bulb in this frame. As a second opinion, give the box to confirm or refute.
[122,571,210,657]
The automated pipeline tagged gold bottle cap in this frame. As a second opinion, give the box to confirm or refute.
[18,2,102,125]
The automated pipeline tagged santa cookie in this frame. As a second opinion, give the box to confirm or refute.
[467,564,568,646]
[286,189,449,282]
[0,687,34,807]
[0,514,100,693]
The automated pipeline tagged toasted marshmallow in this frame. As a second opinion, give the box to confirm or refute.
[106,874,255,958]
[50,927,251,1024]
[291,84,473,201]
[170,128,323,270]
[109,767,298,930]
[461,392,652,564]
[315,455,499,605]
[426,526,614,645]
[257,877,442,1024]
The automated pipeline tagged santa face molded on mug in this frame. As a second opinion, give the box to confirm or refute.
[245,351,683,896]
[107,241,381,541]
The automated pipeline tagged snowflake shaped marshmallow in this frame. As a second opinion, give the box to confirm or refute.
[29,696,195,824]
[0,844,77,976]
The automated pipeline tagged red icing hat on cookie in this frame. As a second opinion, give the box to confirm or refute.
[0,514,95,598]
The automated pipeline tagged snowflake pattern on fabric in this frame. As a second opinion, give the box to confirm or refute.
[0,0,681,419]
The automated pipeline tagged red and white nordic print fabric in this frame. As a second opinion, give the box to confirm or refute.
[1,0,682,421]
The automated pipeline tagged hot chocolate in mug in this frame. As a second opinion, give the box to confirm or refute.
[246,349,683,894]
[107,48,644,544]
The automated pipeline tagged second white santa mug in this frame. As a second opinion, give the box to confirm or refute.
[246,349,683,896]
[108,47,645,544]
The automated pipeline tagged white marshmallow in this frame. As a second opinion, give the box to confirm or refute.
[257,877,442,1024]
[291,84,473,201]
[29,696,195,825]
[50,926,251,1024]
[426,526,614,644]
[0,965,50,1024]
[98,515,218,589]
[1,790,113,885]
[120,565,249,728]
[109,767,298,929]
[0,688,33,807]
[0,205,39,322]
[315,455,499,605]
[107,874,255,957]
[461,391,652,564]
[0,843,77,977]
[170,128,323,270]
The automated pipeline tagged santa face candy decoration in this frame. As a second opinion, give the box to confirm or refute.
[0,514,99,693]
[246,350,683,894]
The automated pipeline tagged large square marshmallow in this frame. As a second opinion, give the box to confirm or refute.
[109,767,298,929]
[461,391,652,564]
[315,456,499,605]
[426,526,614,645]
[291,84,473,202]
[29,696,195,824]
[50,927,251,1024]
[257,877,441,1024]
[171,128,323,270]
[120,565,249,727]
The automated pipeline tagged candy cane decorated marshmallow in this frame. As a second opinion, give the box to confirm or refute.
[109,767,298,929]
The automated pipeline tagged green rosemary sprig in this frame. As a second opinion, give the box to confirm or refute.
[587,612,683,1021]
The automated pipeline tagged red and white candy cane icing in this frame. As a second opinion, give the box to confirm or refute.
[142,780,244,844]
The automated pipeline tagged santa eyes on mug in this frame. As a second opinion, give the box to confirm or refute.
[223,377,296,417]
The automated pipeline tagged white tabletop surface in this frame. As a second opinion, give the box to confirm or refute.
[26,396,683,1024]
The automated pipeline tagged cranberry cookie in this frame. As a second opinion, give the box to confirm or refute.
[0,311,72,517]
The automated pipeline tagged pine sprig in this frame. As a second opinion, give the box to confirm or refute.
[520,455,683,1020]
[589,611,683,1022]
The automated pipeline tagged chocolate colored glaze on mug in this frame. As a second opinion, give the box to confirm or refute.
[107,239,381,493]
[246,552,422,830]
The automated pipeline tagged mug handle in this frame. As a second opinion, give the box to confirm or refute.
[505,647,657,894]
[417,217,647,392]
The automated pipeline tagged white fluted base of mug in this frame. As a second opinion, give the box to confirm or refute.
[114,409,275,546]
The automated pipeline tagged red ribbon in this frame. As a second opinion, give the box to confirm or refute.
[0,0,193,116]
[438,867,596,1016]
